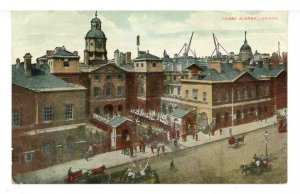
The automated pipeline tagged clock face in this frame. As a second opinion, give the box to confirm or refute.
[96,40,103,48]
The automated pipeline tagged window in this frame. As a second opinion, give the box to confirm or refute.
[94,87,100,98]
[193,89,198,100]
[140,87,145,96]
[136,63,139,67]
[65,104,73,120]
[43,143,52,156]
[244,88,248,99]
[265,85,270,96]
[236,110,241,120]
[244,109,248,119]
[67,142,75,152]
[185,90,189,98]
[106,75,112,81]
[24,152,33,162]
[94,75,100,81]
[203,91,207,102]
[152,63,156,67]
[251,87,256,98]
[236,89,241,100]
[12,109,20,126]
[173,76,177,81]
[63,59,69,67]
[117,86,123,96]
[106,87,112,96]
[224,112,229,122]
[250,107,255,116]
[224,91,229,101]
[141,63,144,67]
[216,92,221,102]
[43,106,53,122]
[258,86,263,97]
[118,74,123,80]
[264,106,268,113]
[216,113,221,124]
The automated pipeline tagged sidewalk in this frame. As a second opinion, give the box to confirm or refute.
[13,115,277,184]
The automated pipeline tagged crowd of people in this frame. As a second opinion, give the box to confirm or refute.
[130,108,171,126]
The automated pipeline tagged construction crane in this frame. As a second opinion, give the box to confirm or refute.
[177,32,197,58]
[210,33,229,58]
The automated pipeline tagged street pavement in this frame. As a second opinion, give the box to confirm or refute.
[13,116,278,184]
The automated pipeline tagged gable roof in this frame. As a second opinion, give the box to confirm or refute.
[85,63,127,73]
[107,116,128,127]
[247,67,284,79]
[171,108,190,118]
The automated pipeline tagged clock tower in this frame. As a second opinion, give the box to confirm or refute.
[84,11,108,65]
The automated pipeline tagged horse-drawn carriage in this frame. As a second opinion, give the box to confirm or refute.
[64,165,109,184]
[228,134,245,148]
[240,155,272,175]
[64,163,159,184]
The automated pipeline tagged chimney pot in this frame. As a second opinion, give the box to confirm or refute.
[23,53,32,78]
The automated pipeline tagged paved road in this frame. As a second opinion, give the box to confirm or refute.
[107,124,287,183]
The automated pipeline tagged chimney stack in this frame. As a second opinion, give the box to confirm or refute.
[16,58,20,68]
[208,60,222,73]
[23,53,32,78]
[233,61,246,72]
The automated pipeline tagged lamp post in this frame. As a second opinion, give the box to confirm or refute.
[264,130,270,159]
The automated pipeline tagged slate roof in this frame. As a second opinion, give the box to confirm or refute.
[171,108,190,118]
[12,65,85,92]
[107,116,128,127]
[195,62,243,81]
[134,52,161,61]
[247,67,284,79]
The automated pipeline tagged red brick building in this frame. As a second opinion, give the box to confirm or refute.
[12,54,87,175]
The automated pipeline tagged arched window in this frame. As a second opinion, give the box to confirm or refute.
[236,110,241,120]
[251,87,256,98]
[265,85,270,96]
[244,88,248,99]
[236,89,241,100]
[244,109,248,119]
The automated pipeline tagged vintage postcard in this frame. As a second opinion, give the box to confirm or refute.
[11,11,287,184]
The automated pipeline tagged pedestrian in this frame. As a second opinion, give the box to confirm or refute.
[176,131,180,139]
[229,128,232,137]
[151,144,154,153]
[169,159,175,170]
[162,144,166,154]
[174,139,177,147]
[130,147,134,157]
[68,167,73,176]
[157,146,160,156]
[134,143,138,153]
[192,131,195,139]
[219,128,223,136]
[195,133,198,141]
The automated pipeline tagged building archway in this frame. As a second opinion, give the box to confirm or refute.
[118,105,123,113]
[103,104,114,116]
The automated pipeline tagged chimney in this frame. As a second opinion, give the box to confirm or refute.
[23,53,32,78]
[46,50,55,57]
[147,50,149,54]
[208,60,222,73]
[16,58,20,68]
[233,61,246,72]
[125,52,132,64]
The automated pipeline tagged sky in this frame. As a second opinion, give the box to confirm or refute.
[12,11,288,63]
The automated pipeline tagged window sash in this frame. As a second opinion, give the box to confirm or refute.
[43,107,52,122]
[12,110,20,126]
[117,86,122,96]
[202,91,207,101]
[65,104,73,120]
[94,87,100,98]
